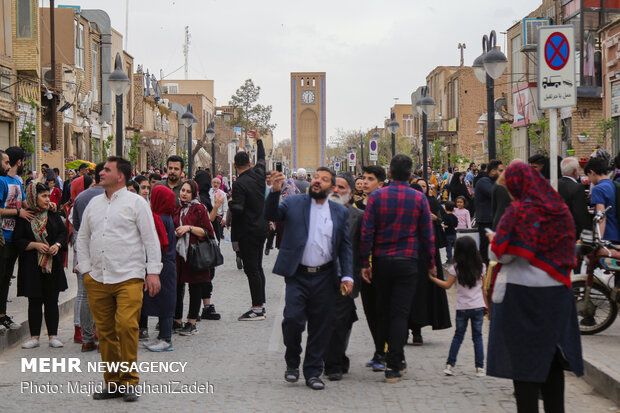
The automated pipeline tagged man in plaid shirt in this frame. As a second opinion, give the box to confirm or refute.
[360,154,437,383]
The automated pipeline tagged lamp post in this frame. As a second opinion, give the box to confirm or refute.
[359,134,365,169]
[472,30,507,161]
[107,53,131,157]
[415,86,436,183]
[387,112,400,158]
[180,103,198,177]
[372,128,380,166]
[206,121,215,175]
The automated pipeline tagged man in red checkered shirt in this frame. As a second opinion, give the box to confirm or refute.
[360,154,437,383]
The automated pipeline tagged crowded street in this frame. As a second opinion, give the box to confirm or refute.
[0,245,616,412]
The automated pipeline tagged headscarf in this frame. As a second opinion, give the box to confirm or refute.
[175,180,202,261]
[449,172,469,199]
[194,170,213,212]
[150,185,175,252]
[491,162,576,288]
[26,183,53,274]
[281,178,300,200]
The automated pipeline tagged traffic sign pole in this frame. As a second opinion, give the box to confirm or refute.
[550,109,558,190]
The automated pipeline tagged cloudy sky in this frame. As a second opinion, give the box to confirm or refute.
[45,0,542,143]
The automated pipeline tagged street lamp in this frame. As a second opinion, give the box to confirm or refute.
[472,30,507,160]
[206,121,215,175]
[387,112,400,158]
[181,103,198,177]
[415,86,436,183]
[359,134,365,169]
[108,53,131,157]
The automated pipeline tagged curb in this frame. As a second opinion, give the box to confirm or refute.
[583,357,620,407]
[0,297,76,354]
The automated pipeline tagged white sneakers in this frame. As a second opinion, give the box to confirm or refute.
[21,337,64,349]
[442,364,486,377]
[21,338,40,349]
[49,337,64,348]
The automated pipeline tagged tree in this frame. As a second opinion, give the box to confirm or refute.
[497,123,515,165]
[528,118,550,156]
[128,132,141,170]
[229,79,276,143]
[143,136,176,169]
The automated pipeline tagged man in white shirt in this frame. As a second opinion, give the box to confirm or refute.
[77,156,162,402]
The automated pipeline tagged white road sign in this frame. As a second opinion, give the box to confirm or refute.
[348,152,356,167]
[334,161,340,172]
[369,139,378,161]
[537,25,576,109]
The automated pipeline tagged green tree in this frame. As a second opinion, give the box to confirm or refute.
[595,118,615,148]
[497,123,515,164]
[229,79,276,143]
[128,132,140,170]
[528,118,550,156]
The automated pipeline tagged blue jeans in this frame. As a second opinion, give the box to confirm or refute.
[447,307,485,368]
[445,234,456,261]
[158,317,173,343]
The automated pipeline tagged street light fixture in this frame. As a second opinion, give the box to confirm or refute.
[387,112,400,158]
[206,121,215,175]
[415,86,435,183]
[181,103,198,177]
[108,53,131,156]
[473,30,507,160]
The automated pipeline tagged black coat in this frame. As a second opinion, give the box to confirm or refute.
[229,139,267,241]
[558,176,592,238]
[14,212,68,298]
[492,185,512,230]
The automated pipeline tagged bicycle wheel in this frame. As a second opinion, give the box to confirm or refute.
[573,280,618,335]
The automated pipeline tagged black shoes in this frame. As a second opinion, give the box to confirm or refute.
[411,333,423,346]
[123,388,139,402]
[385,368,403,383]
[327,371,343,381]
[265,246,271,255]
[236,255,243,269]
[172,320,183,333]
[306,377,325,390]
[201,304,221,320]
[284,367,299,383]
[93,387,122,400]
[179,322,198,336]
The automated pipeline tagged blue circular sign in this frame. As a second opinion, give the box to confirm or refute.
[370,140,377,151]
[349,153,355,160]
[544,32,569,71]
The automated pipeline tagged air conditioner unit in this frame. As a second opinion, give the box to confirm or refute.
[42,67,53,86]
[522,18,551,51]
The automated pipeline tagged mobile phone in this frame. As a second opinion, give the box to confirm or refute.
[485,228,494,234]
[276,162,282,172]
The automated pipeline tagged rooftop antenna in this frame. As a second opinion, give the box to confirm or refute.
[393,97,399,106]
[458,43,466,66]
[183,26,190,79]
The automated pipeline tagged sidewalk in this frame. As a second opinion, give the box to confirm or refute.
[581,319,620,405]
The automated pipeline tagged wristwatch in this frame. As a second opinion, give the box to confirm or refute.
[189,226,193,233]
[55,242,61,248]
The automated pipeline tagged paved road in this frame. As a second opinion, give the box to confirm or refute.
[0,243,616,412]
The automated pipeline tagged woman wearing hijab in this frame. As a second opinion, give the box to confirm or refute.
[173,180,216,336]
[408,180,451,345]
[142,186,178,351]
[14,182,68,349]
[487,162,583,412]
[194,170,214,212]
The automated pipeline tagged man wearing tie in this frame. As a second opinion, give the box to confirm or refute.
[265,168,353,391]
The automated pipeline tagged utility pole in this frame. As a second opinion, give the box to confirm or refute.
[50,1,57,151]
[183,26,190,80]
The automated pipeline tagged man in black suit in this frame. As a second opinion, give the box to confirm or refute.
[558,157,591,239]
[265,168,353,391]
[323,172,363,381]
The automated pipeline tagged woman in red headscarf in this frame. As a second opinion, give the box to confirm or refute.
[486,162,583,412]
[141,185,178,351]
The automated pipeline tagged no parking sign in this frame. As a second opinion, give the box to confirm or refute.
[369,139,378,161]
[538,26,576,109]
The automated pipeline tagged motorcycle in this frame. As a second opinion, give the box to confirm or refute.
[573,206,620,335]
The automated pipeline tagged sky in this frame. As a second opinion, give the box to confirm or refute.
[45,0,543,144]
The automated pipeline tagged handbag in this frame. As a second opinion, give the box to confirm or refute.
[189,238,224,271]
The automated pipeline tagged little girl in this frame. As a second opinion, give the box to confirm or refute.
[453,195,471,229]
[429,235,488,377]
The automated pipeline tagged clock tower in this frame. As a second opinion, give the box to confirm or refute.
[291,72,326,171]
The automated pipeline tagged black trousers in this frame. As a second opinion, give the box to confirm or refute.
[28,292,60,336]
[283,270,337,379]
[360,273,386,358]
[478,222,492,265]
[513,351,565,413]
[323,293,357,375]
[174,283,202,320]
[265,228,276,250]
[373,257,418,370]
[0,243,17,315]
[239,236,266,307]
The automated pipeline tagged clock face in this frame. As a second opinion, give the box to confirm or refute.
[301,90,315,104]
